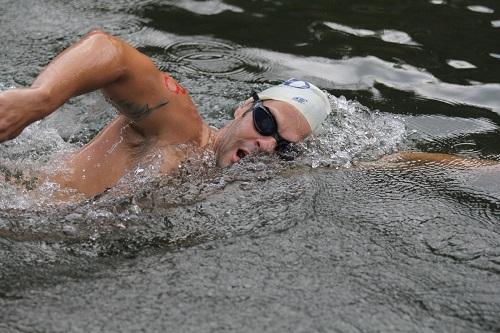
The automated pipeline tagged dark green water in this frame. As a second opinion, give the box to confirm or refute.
[1,1,499,332]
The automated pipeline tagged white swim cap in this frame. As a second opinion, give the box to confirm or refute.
[258,78,331,133]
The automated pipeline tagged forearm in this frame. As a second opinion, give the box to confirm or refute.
[1,30,174,142]
[0,31,136,142]
[31,30,126,113]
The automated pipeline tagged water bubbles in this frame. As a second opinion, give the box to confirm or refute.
[0,82,16,91]
[65,213,83,222]
[134,167,145,175]
[62,224,78,236]
[130,203,141,215]
[89,231,99,242]
[301,94,406,168]
[0,120,78,209]
[0,121,73,163]
[0,78,406,258]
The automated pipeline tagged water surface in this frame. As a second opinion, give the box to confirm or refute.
[1,0,499,332]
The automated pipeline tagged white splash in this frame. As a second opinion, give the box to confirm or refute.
[301,94,406,168]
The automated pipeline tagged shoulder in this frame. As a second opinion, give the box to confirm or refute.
[129,73,204,144]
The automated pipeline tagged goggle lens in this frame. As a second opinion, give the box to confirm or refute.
[250,91,297,160]
[253,106,277,136]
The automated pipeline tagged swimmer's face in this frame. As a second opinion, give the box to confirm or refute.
[215,99,312,167]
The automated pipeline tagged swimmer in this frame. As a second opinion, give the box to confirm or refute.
[0,31,330,196]
[0,31,496,197]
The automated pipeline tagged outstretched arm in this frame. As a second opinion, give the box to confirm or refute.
[0,30,188,142]
[382,152,498,167]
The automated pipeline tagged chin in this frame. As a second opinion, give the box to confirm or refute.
[216,159,227,168]
[215,152,232,168]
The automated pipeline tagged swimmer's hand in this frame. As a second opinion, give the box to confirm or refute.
[0,88,50,142]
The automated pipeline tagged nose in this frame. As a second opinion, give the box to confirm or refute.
[255,136,276,153]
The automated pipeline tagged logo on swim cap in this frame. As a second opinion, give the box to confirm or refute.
[283,78,311,89]
[292,96,308,104]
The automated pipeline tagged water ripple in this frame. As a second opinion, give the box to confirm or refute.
[447,59,477,69]
[127,28,270,81]
[323,21,420,46]
[406,115,498,141]
[155,0,243,15]
[430,0,447,4]
[467,5,495,14]
[238,48,500,114]
[164,40,268,80]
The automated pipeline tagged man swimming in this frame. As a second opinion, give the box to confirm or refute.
[0,31,330,197]
[0,31,495,198]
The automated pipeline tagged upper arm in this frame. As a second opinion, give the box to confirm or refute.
[101,34,198,139]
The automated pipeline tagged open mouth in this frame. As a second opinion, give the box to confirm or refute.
[236,148,248,159]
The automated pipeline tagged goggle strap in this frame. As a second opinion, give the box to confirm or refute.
[251,91,260,103]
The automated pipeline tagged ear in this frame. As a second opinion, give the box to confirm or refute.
[233,99,252,119]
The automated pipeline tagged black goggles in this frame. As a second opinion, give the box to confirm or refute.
[248,91,297,160]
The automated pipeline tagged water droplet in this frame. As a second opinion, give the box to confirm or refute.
[62,224,78,236]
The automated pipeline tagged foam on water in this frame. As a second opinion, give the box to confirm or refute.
[298,93,406,169]
[94,87,406,210]
[0,85,406,212]
[0,123,75,209]
[0,83,407,262]
[0,84,77,209]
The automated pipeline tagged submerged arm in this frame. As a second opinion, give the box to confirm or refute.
[383,152,498,167]
[0,30,183,142]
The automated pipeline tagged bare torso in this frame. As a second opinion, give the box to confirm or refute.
[49,76,208,196]
[0,31,216,198]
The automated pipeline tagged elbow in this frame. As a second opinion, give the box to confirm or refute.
[85,29,110,38]
[81,30,126,76]
[82,30,119,52]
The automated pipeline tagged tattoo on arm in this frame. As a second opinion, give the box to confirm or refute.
[112,99,169,121]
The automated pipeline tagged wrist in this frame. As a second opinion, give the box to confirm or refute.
[28,87,56,121]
